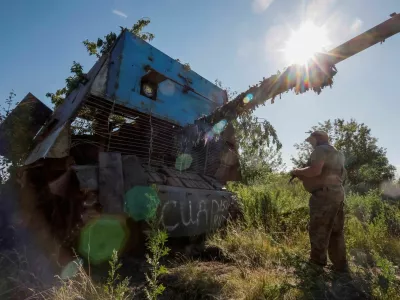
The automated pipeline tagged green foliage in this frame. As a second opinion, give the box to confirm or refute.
[0,90,17,123]
[208,224,283,269]
[292,119,396,192]
[345,191,400,265]
[210,174,400,299]
[214,80,284,184]
[0,90,32,183]
[233,114,284,184]
[260,281,295,300]
[227,174,309,225]
[32,249,134,299]
[144,228,169,300]
[144,185,170,300]
[371,250,398,299]
[103,250,131,300]
[83,18,155,59]
[47,18,155,108]
[46,61,88,107]
[0,91,15,184]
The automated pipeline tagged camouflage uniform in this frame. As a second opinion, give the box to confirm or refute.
[301,143,348,271]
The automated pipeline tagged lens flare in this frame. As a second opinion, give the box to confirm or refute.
[284,21,331,65]
[159,79,175,96]
[124,186,160,221]
[175,153,193,171]
[61,258,83,279]
[243,94,254,104]
[78,215,129,265]
[204,131,214,144]
[212,119,228,135]
[381,180,400,199]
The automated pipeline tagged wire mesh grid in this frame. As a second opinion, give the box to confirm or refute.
[69,94,230,177]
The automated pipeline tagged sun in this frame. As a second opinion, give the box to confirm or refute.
[283,21,331,65]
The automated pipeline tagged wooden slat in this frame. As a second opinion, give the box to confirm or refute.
[99,152,124,213]
[122,155,148,192]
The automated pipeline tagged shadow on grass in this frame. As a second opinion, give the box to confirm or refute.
[283,252,373,300]
[159,262,226,300]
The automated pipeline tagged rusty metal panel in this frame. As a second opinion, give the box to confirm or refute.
[200,175,224,190]
[46,122,71,159]
[162,167,214,189]
[166,177,184,187]
[25,122,69,165]
[157,185,233,237]
[98,152,124,213]
[147,172,165,184]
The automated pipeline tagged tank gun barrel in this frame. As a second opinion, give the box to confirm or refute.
[196,13,400,126]
[326,12,400,65]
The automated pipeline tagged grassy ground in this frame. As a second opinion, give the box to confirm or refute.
[160,174,400,299]
[1,173,400,299]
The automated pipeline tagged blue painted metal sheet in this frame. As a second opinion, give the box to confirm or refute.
[23,30,227,165]
[107,31,227,126]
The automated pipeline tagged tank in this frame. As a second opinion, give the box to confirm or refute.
[15,30,243,262]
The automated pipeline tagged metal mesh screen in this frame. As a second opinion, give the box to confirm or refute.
[69,94,227,177]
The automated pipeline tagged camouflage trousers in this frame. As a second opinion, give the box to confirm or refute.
[308,187,348,271]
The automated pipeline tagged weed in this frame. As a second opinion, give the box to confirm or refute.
[207,224,282,269]
[103,250,131,300]
[143,184,170,300]
[43,250,133,300]
[144,227,170,300]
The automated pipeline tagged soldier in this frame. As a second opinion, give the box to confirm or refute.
[291,130,349,273]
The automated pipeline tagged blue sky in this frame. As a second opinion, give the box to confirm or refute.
[1,0,399,173]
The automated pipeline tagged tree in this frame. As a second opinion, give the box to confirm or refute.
[292,119,396,190]
[0,90,24,184]
[46,18,155,108]
[215,80,284,184]
[233,114,283,184]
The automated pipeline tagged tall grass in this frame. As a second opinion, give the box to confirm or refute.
[202,174,400,299]
[2,173,399,299]
[42,250,133,300]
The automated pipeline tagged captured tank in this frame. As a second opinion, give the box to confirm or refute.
[15,29,243,265]
[9,12,400,266]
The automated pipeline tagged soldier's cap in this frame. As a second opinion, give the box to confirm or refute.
[305,130,329,143]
